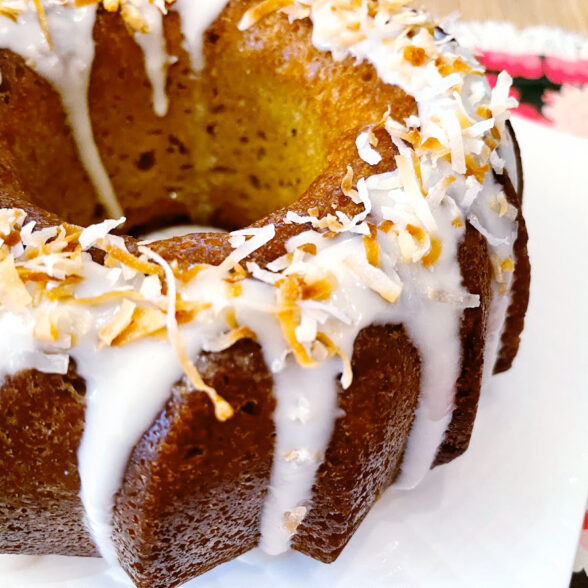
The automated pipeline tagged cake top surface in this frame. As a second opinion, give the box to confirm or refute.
[0,0,521,563]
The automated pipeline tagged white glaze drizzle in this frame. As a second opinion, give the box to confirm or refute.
[481,125,520,385]
[0,0,228,216]
[172,0,228,71]
[260,0,518,497]
[0,1,122,218]
[131,0,172,117]
[0,0,521,565]
[76,337,189,564]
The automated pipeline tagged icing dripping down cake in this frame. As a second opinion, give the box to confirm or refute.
[0,0,530,586]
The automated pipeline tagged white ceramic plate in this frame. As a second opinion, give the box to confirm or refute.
[2,117,588,588]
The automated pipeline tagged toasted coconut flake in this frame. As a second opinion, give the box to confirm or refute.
[301,273,337,301]
[0,254,32,310]
[421,236,442,267]
[295,311,317,344]
[102,0,120,11]
[489,149,506,174]
[490,191,516,219]
[298,243,317,256]
[379,220,395,234]
[219,224,275,271]
[356,130,382,165]
[33,0,52,49]
[98,299,136,347]
[468,214,511,247]
[394,154,437,233]
[139,274,162,301]
[16,267,52,282]
[442,111,466,175]
[34,311,59,343]
[0,1,24,21]
[362,227,380,267]
[175,299,211,325]
[266,252,292,272]
[103,242,163,276]
[140,245,234,422]
[276,276,317,368]
[113,306,167,346]
[45,276,82,301]
[280,0,311,21]
[436,56,478,77]
[344,253,402,304]
[207,326,257,353]
[397,222,431,263]
[21,224,57,250]
[79,217,125,250]
[245,261,280,285]
[238,0,293,30]
[316,332,353,389]
[385,117,411,143]
[491,71,515,116]
[501,257,515,273]
[406,223,426,243]
[26,351,69,375]
[174,263,209,283]
[121,1,148,33]
[0,208,25,241]
[404,45,426,66]
[72,289,145,306]
[464,117,495,138]
[427,287,480,309]
[283,505,307,535]
[341,165,359,202]
[228,281,243,298]
[465,154,490,184]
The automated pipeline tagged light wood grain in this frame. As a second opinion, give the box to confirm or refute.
[421,0,588,34]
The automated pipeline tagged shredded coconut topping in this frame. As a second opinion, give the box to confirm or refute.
[0,0,521,560]
[0,0,518,441]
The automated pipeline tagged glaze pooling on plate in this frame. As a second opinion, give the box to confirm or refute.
[0,0,519,563]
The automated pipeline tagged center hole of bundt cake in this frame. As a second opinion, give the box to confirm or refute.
[122,99,327,238]
[112,93,329,239]
[118,81,330,237]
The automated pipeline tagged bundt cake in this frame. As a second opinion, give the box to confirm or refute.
[0,0,530,586]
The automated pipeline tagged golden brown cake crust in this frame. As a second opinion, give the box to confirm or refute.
[112,340,276,588]
[493,127,531,374]
[0,364,97,557]
[291,324,421,562]
[0,1,530,585]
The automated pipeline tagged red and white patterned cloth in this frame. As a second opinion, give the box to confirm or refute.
[450,21,588,139]
[573,507,588,582]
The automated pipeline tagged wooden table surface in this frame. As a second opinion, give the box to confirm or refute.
[421,0,588,34]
